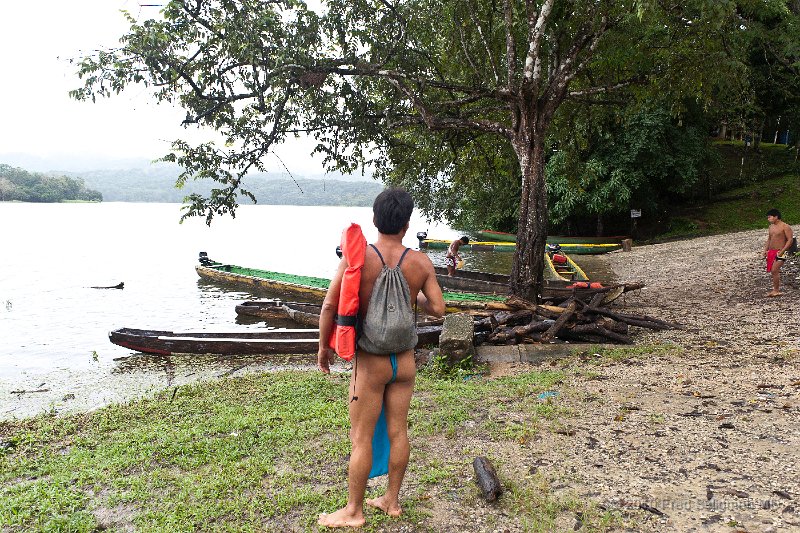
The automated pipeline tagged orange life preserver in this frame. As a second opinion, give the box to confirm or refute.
[328,223,366,361]
[552,253,568,264]
[566,281,590,289]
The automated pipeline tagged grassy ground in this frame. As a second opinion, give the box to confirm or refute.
[0,358,633,532]
[655,141,800,240]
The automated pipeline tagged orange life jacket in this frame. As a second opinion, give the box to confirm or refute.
[566,281,604,289]
[566,281,590,289]
[328,223,366,361]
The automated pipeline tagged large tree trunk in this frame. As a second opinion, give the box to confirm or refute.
[510,129,548,302]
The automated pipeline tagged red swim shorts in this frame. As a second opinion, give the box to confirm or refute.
[766,249,785,272]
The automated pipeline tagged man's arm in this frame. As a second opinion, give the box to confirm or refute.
[417,256,446,317]
[781,224,794,254]
[318,258,346,373]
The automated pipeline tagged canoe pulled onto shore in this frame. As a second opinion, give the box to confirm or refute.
[236,300,322,326]
[419,238,516,252]
[433,268,510,295]
[428,248,589,284]
[196,254,513,312]
[109,327,321,356]
[235,299,449,327]
[432,266,642,304]
[545,252,590,282]
[419,235,622,254]
[197,261,331,303]
[110,325,446,356]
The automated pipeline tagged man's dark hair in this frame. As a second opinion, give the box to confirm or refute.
[373,188,414,234]
[460,236,470,244]
[767,208,781,218]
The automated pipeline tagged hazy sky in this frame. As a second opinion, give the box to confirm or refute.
[0,1,327,173]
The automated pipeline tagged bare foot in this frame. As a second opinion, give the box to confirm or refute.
[366,495,402,517]
[317,507,365,528]
[767,291,784,297]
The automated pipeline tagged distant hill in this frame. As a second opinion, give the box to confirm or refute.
[55,165,383,205]
[0,157,384,206]
[0,153,374,182]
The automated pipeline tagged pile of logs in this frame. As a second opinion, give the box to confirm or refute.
[477,293,683,346]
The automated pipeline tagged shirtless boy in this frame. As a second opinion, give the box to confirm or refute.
[446,236,470,276]
[317,188,445,528]
[762,208,794,297]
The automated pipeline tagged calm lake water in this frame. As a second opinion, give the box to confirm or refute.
[0,202,518,419]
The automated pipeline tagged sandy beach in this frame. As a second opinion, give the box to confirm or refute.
[457,227,800,532]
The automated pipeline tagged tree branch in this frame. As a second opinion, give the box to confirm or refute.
[567,79,635,98]
[468,0,500,84]
[522,0,554,88]
[503,0,517,92]
[384,76,512,138]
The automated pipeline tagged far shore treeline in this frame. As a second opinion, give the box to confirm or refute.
[0,163,384,207]
[0,164,102,203]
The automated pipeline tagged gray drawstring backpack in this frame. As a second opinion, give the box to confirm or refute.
[357,245,418,354]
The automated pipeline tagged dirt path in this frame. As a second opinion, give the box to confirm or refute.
[520,228,800,531]
[357,229,799,533]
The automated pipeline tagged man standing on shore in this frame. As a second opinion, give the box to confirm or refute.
[446,236,469,276]
[762,208,794,297]
[317,188,445,528]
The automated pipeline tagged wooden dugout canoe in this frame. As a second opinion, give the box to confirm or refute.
[197,256,513,312]
[109,325,446,356]
[545,253,590,282]
[475,229,627,246]
[418,238,516,252]
[236,300,323,327]
[433,254,590,288]
[235,299,449,328]
[196,263,329,303]
[109,327,321,356]
[419,236,621,254]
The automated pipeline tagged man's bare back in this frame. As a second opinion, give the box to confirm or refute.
[357,244,439,321]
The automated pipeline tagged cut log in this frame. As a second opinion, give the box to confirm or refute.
[542,300,578,342]
[473,456,503,501]
[566,323,633,344]
[511,321,553,336]
[587,292,606,309]
[577,301,683,330]
[493,310,533,327]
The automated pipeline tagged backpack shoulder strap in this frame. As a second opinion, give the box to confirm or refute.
[396,247,412,268]
[369,244,386,266]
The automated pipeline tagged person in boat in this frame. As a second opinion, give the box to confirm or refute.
[762,208,794,297]
[317,188,445,528]
[446,236,470,276]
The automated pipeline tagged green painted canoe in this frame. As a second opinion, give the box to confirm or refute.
[196,256,512,312]
[475,229,627,246]
[419,237,621,254]
[474,230,517,242]
[418,238,516,252]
